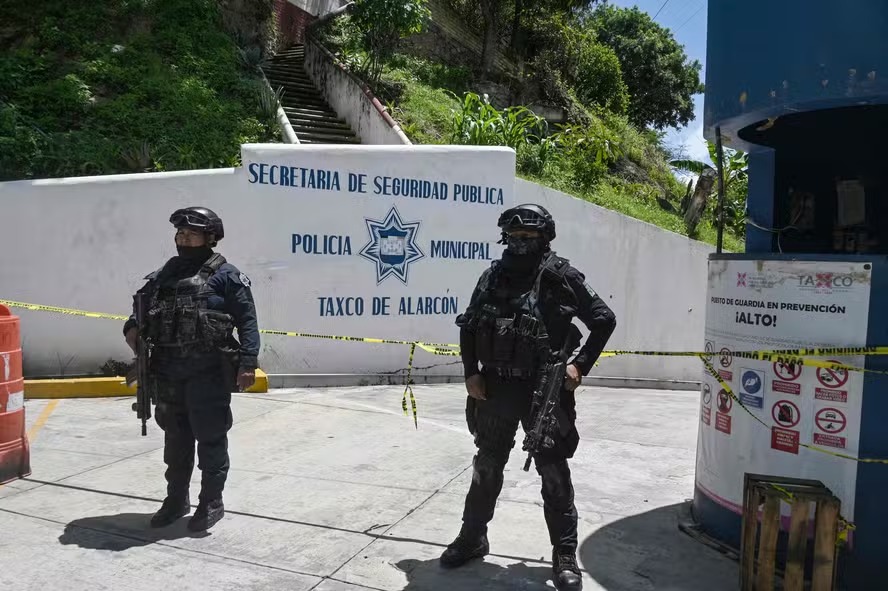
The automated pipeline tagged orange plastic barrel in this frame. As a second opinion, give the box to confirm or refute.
[0,304,30,484]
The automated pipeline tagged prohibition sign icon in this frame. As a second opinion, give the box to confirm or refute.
[772,400,800,428]
[717,389,732,413]
[816,362,849,389]
[773,360,802,382]
[704,341,714,361]
[702,383,712,406]
[720,348,733,368]
[815,408,846,434]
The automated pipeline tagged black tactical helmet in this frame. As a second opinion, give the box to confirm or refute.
[170,206,224,244]
[497,203,556,241]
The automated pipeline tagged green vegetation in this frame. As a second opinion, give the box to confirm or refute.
[319,14,743,250]
[349,0,432,84]
[1,0,743,250]
[588,5,704,130]
[0,0,282,181]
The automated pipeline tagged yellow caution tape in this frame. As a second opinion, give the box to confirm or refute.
[4,299,885,371]
[0,299,459,349]
[6,298,888,438]
[401,342,418,428]
[1,300,130,321]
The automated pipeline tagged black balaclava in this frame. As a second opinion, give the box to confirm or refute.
[176,244,213,260]
[501,232,548,277]
[505,234,546,256]
[175,228,214,262]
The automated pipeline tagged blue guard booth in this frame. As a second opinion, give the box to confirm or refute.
[694,1,888,588]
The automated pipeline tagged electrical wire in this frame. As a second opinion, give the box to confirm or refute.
[746,206,803,254]
[674,4,704,33]
[653,0,671,19]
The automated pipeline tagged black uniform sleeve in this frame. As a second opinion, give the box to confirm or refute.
[223,270,261,369]
[455,267,491,380]
[564,267,617,376]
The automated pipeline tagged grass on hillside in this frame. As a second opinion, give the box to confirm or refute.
[0,0,281,181]
[373,54,744,252]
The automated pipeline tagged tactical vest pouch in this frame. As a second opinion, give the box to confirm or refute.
[475,313,540,370]
[198,308,235,349]
[175,303,200,346]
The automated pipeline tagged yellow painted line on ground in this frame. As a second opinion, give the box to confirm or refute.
[27,400,59,441]
[23,369,268,399]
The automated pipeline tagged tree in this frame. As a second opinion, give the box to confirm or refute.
[479,0,503,78]
[587,5,704,130]
[672,143,748,237]
[350,0,431,84]
[524,10,628,115]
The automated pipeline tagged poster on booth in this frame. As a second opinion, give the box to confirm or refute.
[695,258,871,522]
[227,144,517,374]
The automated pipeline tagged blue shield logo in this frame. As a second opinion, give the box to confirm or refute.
[358,206,425,285]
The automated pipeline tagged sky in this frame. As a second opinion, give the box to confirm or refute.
[608,0,711,165]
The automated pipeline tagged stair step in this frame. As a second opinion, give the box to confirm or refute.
[264,72,312,81]
[296,131,362,143]
[264,69,310,78]
[287,118,352,131]
[265,62,305,68]
[275,87,324,99]
[262,60,305,72]
[263,65,308,73]
[282,102,330,112]
[279,91,326,101]
[298,137,362,145]
[269,81,318,92]
[281,98,330,108]
[283,106,339,118]
[290,123,355,136]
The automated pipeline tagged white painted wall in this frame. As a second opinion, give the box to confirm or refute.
[0,144,514,378]
[286,0,342,17]
[303,38,411,146]
[514,179,712,383]
[0,145,714,384]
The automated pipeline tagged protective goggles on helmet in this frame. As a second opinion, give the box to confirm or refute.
[170,211,212,230]
[498,209,547,230]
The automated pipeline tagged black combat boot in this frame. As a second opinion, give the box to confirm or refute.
[187,498,225,531]
[552,547,582,590]
[150,495,191,528]
[439,529,489,568]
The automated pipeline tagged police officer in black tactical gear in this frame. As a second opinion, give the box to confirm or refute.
[123,206,260,532]
[441,203,617,591]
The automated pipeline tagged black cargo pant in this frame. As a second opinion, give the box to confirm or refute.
[151,354,234,504]
[461,369,581,552]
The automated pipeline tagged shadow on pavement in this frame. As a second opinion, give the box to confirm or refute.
[58,512,204,551]
[580,502,738,590]
[394,557,555,590]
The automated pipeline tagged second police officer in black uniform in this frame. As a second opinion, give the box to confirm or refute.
[441,204,617,591]
[123,207,261,532]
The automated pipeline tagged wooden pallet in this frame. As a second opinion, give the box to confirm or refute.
[741,473,841,591]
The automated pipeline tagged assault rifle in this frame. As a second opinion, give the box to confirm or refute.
[126,292,154,436]
[522,323,583,471]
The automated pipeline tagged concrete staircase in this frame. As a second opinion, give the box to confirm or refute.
[263,44,361,144]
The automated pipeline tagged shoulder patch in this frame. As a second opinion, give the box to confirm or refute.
[238,272,252,287]
[581,281,598,297]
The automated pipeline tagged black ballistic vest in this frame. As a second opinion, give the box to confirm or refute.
[472,252,578,371]
[144,253,236,357]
